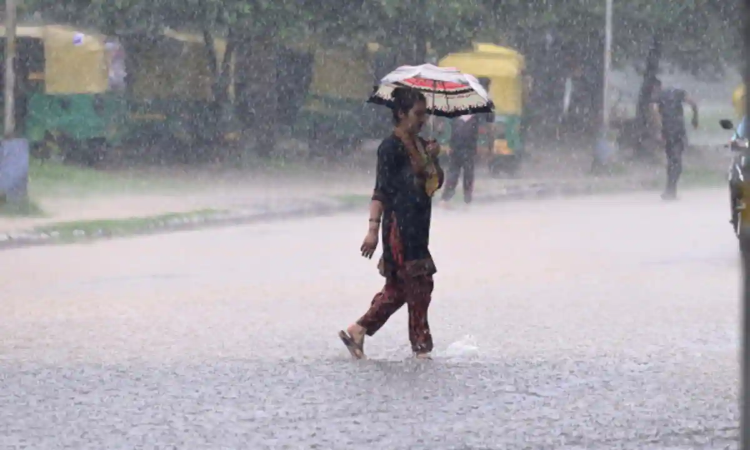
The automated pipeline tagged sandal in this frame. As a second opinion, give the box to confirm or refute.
[338,330,366,360]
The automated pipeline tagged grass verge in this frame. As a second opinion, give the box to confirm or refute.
[31,208,226,243]
[333,194,371,208]
[0,199,46,217]
[28,160,189,198]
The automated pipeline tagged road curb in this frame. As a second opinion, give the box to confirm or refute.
[0,177,657,251]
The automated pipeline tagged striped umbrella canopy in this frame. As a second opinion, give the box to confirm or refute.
[367,64,494,118]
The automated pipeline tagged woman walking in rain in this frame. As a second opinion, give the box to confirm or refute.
[339,87,444,360]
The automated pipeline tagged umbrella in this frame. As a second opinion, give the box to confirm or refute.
[367,64,494,118]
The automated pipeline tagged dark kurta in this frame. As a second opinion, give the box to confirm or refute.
[657,88,688,140]
[371,134,444,279]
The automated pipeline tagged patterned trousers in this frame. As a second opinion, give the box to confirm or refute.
[356,274,434,354]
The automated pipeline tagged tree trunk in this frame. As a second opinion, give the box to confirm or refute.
[200,26,238,158]
[201,28,239,104]
[414,34,427,64]
[525,29,567,138]
[634,35,661,159]
[202,24,237,106]
[199,28,221,155]
[237,32,279,157]
[202,29,218,82]
[414,0,427,64]
[215,29,236,106]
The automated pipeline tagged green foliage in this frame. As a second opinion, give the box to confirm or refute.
[24,0,306,38]
[306,0,739,76]
[486,0,739,77]
[22,0,740,61]
[22,0,740,76]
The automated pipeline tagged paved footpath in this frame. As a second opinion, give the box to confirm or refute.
[0,188,739,449]
[0,144,686,237]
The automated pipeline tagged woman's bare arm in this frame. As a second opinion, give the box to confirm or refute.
[361,198,384,258]
[368,199,384,233]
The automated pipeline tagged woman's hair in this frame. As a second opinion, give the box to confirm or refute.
[391,86,426,125]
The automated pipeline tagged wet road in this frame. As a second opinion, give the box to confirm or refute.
[0,189,741,449]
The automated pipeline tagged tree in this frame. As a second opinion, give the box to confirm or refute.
[477,0,740,140]
[482,0,738,75]
[305,0,485,64]
[374,0,484,60]
[632,36,661,159]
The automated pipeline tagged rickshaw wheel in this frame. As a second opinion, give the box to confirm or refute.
[56,136,108,168]
[33,131,66,162]
[30,141,52,161]
[82,138,110,168]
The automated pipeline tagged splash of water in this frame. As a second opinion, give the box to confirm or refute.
[444,334,480,358]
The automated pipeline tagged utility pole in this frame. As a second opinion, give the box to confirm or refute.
[4,0,16,138]
[602,0,613,132]
[0,0,27,205]
[591,0,614,173]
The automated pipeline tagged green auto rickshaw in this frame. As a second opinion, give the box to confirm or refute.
[0,24,127,165]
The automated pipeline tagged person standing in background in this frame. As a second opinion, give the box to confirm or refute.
[441,77,494,205]
[651,78,699,200]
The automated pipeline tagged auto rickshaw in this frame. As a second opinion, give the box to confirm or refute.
[0,24,127,165]
[121,28,238,150]
[437,43,525,176]
[291,42,381,155]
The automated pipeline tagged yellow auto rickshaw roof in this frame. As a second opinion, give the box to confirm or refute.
[472,43,524,60]
[0,24,107,48]
[2,25,45,38]
[438,43,525,115]
[439,53,523,78]
[0,24,110,94]
[439,42,524,78]
[128,28,235,101]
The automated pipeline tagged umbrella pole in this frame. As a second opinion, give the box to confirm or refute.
[430,81,437,139]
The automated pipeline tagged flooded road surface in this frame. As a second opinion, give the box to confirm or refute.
[0,189,740,449]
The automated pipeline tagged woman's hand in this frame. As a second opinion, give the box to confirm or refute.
[361,229,379,259]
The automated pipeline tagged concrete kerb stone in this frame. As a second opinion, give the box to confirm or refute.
[0,177,656,251]
[0,199,360,251]
[471,177,650,205]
